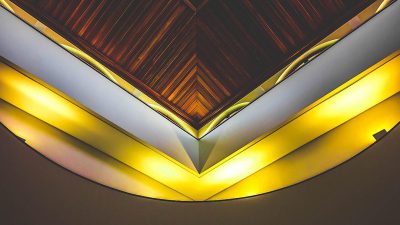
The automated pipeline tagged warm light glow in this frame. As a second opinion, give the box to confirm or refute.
[197,52,400,200]
[3,0,388,139]
[0,61,199,200]
[376,0,392,12]
[210,94,400,200]
[0,100,192,201]
[0,50,399,200]
[0,0,14,13]
[0,1,200,136]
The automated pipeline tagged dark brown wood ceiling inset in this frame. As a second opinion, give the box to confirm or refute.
[11,0,374,128]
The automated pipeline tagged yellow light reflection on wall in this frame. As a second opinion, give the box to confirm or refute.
[0,100,191,201]
[0,50,399,200]
[210,94,400,200]
[195,52,400,200]
[0,61,200,200]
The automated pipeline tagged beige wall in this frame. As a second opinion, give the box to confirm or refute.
[0,122,399,225]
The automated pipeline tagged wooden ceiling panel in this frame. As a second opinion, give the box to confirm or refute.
[10,0,374,128]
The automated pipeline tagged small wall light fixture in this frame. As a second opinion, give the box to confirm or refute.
[373,129,388,141]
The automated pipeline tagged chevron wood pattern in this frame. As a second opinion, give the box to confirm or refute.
[10,0,374,128]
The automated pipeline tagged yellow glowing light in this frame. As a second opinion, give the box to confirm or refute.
[0,100,191,201]
[196,52,400,200]
[0,50,399,200]
[3,0,387,140]
[210,94,400,200]
[376,0,392,13]
[208,150,263,183]
[0,61,200,200]
[0,0,14,13]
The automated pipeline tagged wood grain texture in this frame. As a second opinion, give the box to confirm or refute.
[10,0,374,128]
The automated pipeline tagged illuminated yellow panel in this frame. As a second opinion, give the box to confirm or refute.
[0,51,399,200]
[0,61,200,200]
[0,100,191,201]
[195,53,400,200]
[210,94,400,200]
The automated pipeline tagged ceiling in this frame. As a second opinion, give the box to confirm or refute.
[10,0,374,128]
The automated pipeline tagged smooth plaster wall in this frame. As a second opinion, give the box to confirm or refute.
[0,123,400,225]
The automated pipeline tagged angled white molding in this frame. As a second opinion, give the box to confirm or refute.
[0,7,199,171]
[0,1,399,173]
[199,1,400,170]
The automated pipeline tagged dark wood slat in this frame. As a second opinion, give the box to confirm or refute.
[10,0,375,128]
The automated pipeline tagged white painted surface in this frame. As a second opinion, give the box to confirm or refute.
[199,2,400,170]
[0,8,199,171]
[1,2,399,172]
